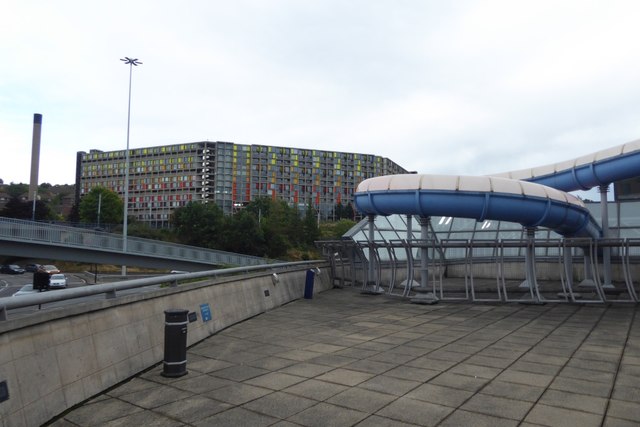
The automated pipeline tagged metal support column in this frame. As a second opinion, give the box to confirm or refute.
[599,185,614,289]
[579,248,596,287]
[401,214,420,294]
[519,227,543,303]
[411,216,438,304]
[362,214,383,294]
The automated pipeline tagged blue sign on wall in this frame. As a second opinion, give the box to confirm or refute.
[200,303,212,322]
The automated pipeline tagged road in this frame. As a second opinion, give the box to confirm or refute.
[0,271,88,297]
[0,271,163,320]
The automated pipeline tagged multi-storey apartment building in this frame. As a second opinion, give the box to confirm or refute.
[76,141,408,227]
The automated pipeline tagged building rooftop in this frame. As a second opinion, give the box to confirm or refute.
[51,288,640,426]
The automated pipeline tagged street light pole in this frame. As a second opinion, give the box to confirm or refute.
[31,191,37,221]
[97,192,102,228]
[120,56,142,276]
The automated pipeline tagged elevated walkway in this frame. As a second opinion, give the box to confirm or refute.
[0,217,270,270]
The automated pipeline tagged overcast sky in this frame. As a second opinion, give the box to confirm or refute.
[2,0,640,199]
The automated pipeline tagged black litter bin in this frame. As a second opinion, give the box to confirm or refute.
[162,309,189,377]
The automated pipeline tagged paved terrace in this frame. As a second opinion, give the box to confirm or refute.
[51,289,640,426]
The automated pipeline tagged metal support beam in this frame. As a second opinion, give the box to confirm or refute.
[519,227,543,304]
[600,185,614,289]
[411,216,438,304]
[362,214,382,294]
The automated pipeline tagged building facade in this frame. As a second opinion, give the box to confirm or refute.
[76,141,408,226]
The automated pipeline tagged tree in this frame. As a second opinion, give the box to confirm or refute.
[1,195,53,220]
[223,209,265,255]
[128,221,177,242]
[244,197,272,222]
[171,201,225,249]
[79,187,124,226]
[333,219,357,238]
[302,203,320,246]
[67,203,81,223]
[335,202,355,220]
[260,200,293,258]
[343,203,355,220]
[5,183,28,198]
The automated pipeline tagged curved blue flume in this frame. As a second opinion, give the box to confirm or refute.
[526,150,640,191]
[489,139,640,192]
[354,188,601,238]
[355,141,640,239]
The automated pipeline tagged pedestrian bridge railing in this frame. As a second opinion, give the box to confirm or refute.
[0,216,269,267]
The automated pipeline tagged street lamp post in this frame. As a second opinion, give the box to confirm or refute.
[31,191,37,221]
[97,192,102,228]
[120,56,142,276]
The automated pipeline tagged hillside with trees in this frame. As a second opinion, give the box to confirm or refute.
[0,181,356,261]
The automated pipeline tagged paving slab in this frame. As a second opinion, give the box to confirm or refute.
[438,409,519,427]
[99,410,186,427]
[460,393,533,420]
[405,383,474,407]
[326,387,397,413]
[537,389,608,415]
[278,361,336,377]
[194,406,277,427]
[153,395,231,423]
[287,402,368,427]
[480,380,546,402]
[49,288,640,426]
[203,383,273,405]
[375,397,453,426]
[244,371,307,390]
[61,397,145,425]
[357,374,422,396]
[524,403,604,427]
[283,378,348,401]
[116,385,193,409]
[242,391,317,419]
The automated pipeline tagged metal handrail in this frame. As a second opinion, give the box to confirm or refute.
[0,260,324,321]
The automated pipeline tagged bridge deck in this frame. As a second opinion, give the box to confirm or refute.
[0,217,270,269]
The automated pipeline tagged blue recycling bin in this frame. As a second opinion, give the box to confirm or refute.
[304,269,315,299]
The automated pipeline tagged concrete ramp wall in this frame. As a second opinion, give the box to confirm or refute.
[0,264,330,426]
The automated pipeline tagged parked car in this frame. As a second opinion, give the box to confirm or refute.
[1,264,25,274]
[25,263,42,272]
[42,265,60,275]
[49,274,67,289]
[12,284,39,296]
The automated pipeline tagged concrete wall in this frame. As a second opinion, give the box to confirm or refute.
[335,259,638,286]
[0,264,330,427]
[446,260,639,281]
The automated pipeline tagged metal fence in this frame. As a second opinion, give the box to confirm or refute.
[318,238,640,304]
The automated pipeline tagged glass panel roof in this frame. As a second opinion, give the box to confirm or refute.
[341,201,637,261]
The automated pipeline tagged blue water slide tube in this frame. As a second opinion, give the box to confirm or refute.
[354,174,601,238]
[355,140,640,238]
[491,139,640,191]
